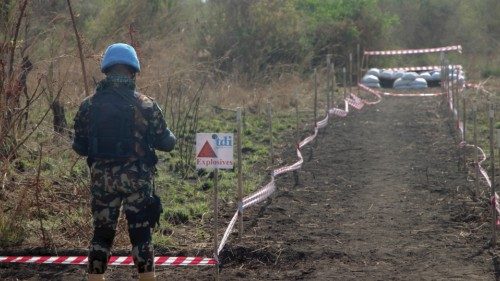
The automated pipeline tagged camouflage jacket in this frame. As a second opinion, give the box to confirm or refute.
[72,75,176,166]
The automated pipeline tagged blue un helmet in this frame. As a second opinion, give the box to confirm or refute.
[101,43,140,73]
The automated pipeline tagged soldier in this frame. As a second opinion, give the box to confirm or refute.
[72,43,176,281]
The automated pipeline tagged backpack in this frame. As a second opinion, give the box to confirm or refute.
[88,88,145,160]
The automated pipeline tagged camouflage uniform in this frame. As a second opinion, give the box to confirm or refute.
[72,75,176,274]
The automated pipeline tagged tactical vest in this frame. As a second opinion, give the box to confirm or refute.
[88,88,151,162]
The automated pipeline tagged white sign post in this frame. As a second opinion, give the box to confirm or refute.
[196,133,234,280]
[196,133,234,170]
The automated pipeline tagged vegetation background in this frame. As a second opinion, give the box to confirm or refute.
[0,0,499,255]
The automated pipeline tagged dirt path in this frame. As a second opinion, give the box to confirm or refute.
[1,95,496,280]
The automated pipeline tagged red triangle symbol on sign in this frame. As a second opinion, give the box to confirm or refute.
[197,141,218,158]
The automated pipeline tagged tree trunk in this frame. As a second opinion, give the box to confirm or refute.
[51,100,68,135]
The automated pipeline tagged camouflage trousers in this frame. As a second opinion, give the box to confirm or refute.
[88,160,155,274]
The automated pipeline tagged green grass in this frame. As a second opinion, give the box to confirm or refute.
[0,212,26,247]
[482,67,500,78]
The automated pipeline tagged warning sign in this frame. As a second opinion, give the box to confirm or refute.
[198,141,218,158]
[196,133,234,170]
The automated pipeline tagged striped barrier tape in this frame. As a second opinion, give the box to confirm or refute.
[0,256,217,266]
[299,127,319,149]
[217,211,239,255]
[466,82,494,96]
[316,114,329,129]
[357,85,382,105]
[382,65,462,72]
[492,194,500,226]
[364,45,462,56]
[242,179,277,209]
[383,92,444,97]
[346,95,364,110]
[329,107,348,117]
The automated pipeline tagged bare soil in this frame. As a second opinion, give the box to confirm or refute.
[2,95,498,280]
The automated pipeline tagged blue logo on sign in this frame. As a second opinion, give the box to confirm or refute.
[212,134,232,147]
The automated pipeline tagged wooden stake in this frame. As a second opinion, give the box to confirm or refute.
[489,103,497,247]
[267,101,274,164]
[295,88,299,142]
[473,103,479,195]
[357,44,361,84]
[314,68,318,126]
[294,88,300,186]
[332,63,336,105]
[35,145,47,246]
[462,88,467,171]
[440,52,445,95]
[326,54,332,111]
[343,67,347,101]
[213,168,220,279]
[356,45,361,96]
[236,108,243,239]
[348,53,353,95]
[455,69,459,121]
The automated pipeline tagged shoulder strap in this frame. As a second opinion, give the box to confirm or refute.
[109,88,158,167]
[112,88,155,120]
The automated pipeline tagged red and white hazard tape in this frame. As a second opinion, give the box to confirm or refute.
[466,83,493,95]
[243,179,277,209]
[364,45,462,56]
[274,148,304,176]
[329,107,348,117]
[492,194,500,226]
[0,256,217,266]
[316,114,329,129]
[346,94,365,110]
[218,211,239,254]
[382,65,462,72]
[383,92,443,97]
